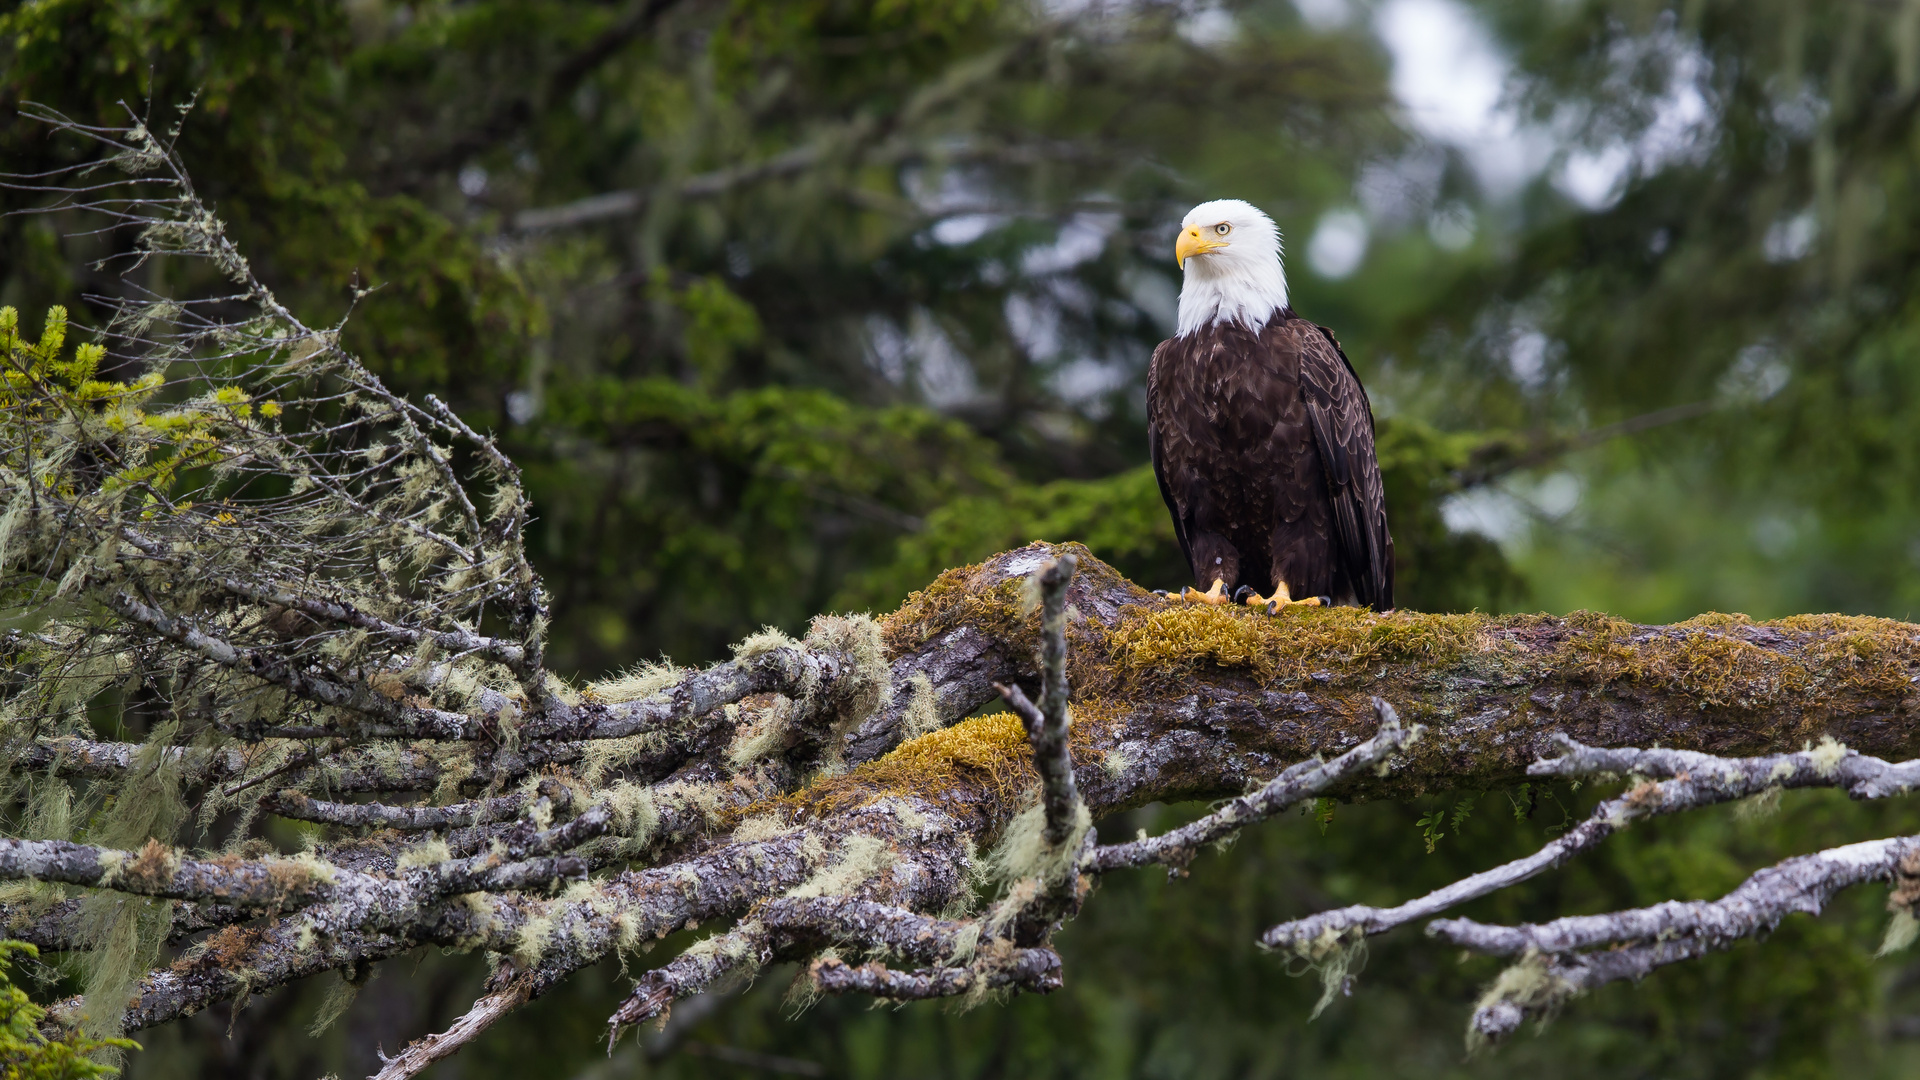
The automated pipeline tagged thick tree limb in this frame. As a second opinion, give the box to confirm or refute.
[857,548,1920,796]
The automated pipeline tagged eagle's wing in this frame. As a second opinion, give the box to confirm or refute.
[1146,338,1194,573]
[1297,323,1394,609]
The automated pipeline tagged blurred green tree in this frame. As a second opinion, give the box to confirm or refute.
[2,0,1412,674]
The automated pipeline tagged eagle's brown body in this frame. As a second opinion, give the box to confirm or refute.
[1147,309,1394,608]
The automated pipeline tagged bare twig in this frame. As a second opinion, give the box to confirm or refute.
[0,897,246,952]
[371,984,532,1080]
[1528,733,1920,800]
[258,780,578,832]
[205,570,530,673]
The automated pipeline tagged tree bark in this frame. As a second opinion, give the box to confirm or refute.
[856,543,1920,810]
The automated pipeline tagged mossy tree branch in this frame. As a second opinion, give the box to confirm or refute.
[11,538,1920,1066]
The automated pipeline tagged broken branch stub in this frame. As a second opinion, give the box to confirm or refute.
[994,552,1084,848]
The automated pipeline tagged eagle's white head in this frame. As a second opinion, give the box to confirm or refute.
[1173,198,1289,338]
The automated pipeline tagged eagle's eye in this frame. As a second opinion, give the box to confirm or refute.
[1214,223,1232,236]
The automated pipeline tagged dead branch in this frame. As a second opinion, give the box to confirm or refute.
[1086,697,1417,875]
[994,551,1083,847]
[606,921,772,1030]
[369,984,532,1080]
[1259,732,1905,956]
[807,948,1062,1000]
[1432,836,1920,1043]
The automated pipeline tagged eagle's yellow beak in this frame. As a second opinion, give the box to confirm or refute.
[1176,226,1226,268]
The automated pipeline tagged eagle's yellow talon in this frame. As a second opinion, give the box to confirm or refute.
[1180,580,1231,605]
[1242,581,1300,613]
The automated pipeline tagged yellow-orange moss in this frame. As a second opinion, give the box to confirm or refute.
[882,562,1032,659]
[1063,696,1128,749]
[834,549,1920,829]
[732,696,1133,833]
[1098,596,1917,709]
[1560,611,1919,707]
[1675,611,1754,630]
[879,542,1142,667]
[1773,614,1918,697]
[1630,630,1808,707]
[767,712,1037,822]
[1556,610,1639,682]
[1105,603,1488,685]
[1770,613,1907,635]
[172,924,263,974]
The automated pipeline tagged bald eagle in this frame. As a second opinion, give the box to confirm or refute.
[1148,199,1394,612]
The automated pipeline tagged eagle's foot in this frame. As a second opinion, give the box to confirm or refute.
[1235,582,1332,614]
[1178,580,1232,604]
